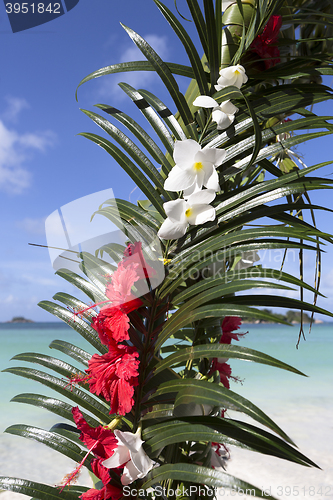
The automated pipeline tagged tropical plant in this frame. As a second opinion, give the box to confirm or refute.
[1,0,333,499]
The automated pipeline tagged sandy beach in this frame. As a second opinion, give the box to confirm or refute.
[1,323,332,499]
[1,402,332,500]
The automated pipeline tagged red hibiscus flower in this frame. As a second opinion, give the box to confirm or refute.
[80,459,123,500]
[250,15,282,69]
[105,261,141,306]
[220,316,244,344]
[72,407,117,460]
[211,360,232,389]
[123,241,157,281]
[209,317,245,387]
[87,342,139,416]
[92,262,143,345]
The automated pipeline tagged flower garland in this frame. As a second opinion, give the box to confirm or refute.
[62,66,251,499]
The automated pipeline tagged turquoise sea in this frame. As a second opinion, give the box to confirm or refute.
[0,322,332,499]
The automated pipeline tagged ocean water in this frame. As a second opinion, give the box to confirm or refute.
[0,322,332,499]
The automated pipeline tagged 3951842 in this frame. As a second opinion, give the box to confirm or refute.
[5,3,62,14]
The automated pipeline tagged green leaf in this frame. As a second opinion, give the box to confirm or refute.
[76,61,196,99]
[4,424,90,470]
[10,393,100,427]
[153,344,306,376]
[239,92,262,170]
[118,83,175,159]
[38,300,107,355]
[96,198,161,232]
[137,199,165,224]
[95,104,174,174]
[153,0,210,96]
[80,108,170,199]
[141,403,174,421]
[142,463,278,499]
[185,0,209,56]
[79,132,165,215]
[143,417,318,467]
[138,89,187,141]
[160,226,321,297]
[53,292,97,322]
[49,423,83,446]
[150,379,293,443]
[55,268,106,303]
[171,278,293,306]
[203,0,220,86]
[172,266,325,304]
[10,352,83,380]
[49,339,92,368]
[77,251,114,290]
[121,24,194,127]
[155,303,291,350]
[0,477,79,500]
[221,294,333,318]
[3,367,110,424]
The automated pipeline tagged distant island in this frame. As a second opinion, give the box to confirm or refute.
[6,316,34,323]
[244,309,324,324]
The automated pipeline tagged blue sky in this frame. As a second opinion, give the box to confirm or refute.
[0,0,332,322]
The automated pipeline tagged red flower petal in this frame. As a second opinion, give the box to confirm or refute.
[250,15,282,69]
[109,378,136,416]
[106,262,140,304]
[215,362,232,389]
[220,316,245,343]
[72,407,117,460]
[87,345,139,416]
[80,459,123,500]
[103,308,130,343]
[123,241,157,280]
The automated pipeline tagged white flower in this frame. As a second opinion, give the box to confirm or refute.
[102,428,153,485]
[158,190,216,240]
[164,139,226,195]
[215,65,248,91]
[193,96,239,130]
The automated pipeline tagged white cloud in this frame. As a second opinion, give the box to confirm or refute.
[16,217,47,235]
[98,34,169,100]
[18,130,55,151]
[120,34,169,63]
[4,294,14,304]
[0,117,56,194]
[0,259,89,321]
[1,96,30,122]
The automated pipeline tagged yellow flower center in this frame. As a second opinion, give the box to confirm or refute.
[185,208,193,218]
[193,161,204,171]
[159,257,172,265]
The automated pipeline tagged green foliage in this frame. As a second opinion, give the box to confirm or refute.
[2,0,333,499]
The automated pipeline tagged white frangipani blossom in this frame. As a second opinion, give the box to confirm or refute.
[215,65,248,91]
[102,428,153,485]
[158,190,216,240]
[193,96,239,130]
[164,139,225,195]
